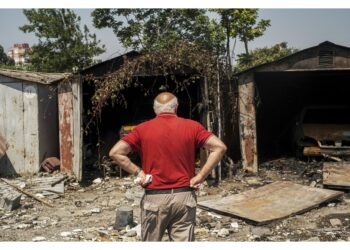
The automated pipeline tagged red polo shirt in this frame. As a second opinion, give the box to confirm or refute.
[121,112,213,189]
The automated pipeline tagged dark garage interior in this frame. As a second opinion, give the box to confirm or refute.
[255,70,350,161]
[82,75,202,175]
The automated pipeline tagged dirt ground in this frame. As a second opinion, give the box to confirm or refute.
[1,158,350,242]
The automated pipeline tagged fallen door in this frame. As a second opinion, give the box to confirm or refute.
[198,181,343,225]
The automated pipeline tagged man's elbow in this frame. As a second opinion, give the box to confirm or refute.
[109,148,120,162]
[219,144,227,155]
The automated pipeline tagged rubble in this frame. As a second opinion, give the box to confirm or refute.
[32,236,46,242]
[1,158,350,242]
[0,184,22,211]
[251,227,272,238]
[217,228,230,237]
[329,218,342,227]
[125,230,137,237]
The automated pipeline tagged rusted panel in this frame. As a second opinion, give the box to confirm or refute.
[58,81,74,173]
[303,146,350,157]
[238,80,258,173]
[323,162,350,188]
[198,181,343,225]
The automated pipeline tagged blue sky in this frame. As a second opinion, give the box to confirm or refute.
[1,9,350,62]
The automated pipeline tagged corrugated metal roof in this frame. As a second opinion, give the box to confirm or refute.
[0,69,70,85]
[235,41,350,76]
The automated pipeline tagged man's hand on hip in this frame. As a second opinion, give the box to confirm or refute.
[190,173,204,189]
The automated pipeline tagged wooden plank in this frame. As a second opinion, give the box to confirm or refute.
[72,77,83,181]
[198,181,343,225]
[23,83,40,174]
[323,162,350,188]
[4,82,25,174]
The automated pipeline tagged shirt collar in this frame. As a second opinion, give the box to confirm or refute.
[157,112,177,117]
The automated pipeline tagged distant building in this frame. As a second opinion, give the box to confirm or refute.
[7,43,30,65]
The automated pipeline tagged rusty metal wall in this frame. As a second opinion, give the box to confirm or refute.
[58,81,74,174]
[58,78,82,180]
[238,80,258,173]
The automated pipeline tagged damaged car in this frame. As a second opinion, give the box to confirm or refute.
[294,106,350,159]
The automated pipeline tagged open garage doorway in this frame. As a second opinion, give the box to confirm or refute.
[82,75,202,180]
[255,70,350,162]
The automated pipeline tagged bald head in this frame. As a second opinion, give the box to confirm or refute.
[153,92,178,115]
[155,92,176,104]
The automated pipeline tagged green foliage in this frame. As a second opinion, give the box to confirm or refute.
[86,42,221,130]
[210,9,270,76]
[91,9,225,55]
[20,9,105,72]
[0,45,15,66]
[236,42,298,72]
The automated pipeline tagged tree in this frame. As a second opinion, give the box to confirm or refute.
[213,9,270,74]
[20,9,105,72]
[0,45,14,66]
[91,9,225,55]
[236,42,298,72]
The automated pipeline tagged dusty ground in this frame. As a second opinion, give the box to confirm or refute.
[1,158,350,242]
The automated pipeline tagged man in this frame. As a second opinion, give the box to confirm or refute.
[109,92,226,241]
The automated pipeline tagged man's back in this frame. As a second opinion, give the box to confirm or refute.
[122,112,212,189]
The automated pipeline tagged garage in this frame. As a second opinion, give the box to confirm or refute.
[236,41,350,172]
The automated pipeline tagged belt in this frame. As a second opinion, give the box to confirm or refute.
[145,187,194,195]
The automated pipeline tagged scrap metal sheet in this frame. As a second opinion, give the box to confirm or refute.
[198,181,343,225]
[323,162,350,189]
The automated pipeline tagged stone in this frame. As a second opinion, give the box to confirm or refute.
[32,236,46,242]
[309,181,317,187]
[330,218,342,227]
[251,227,272,237]
[93,178,102,184]
[208,222,217,229]
[246,177,262,185]
[207,212,222,219]
[91,208,101,214]
[97,229,109,236]
[306,237,321,241]
[217,228,230,237]
[199,191,208,197]
[16,224,32,229]
[328,203,336,207]
[72,229,83,234]
[125,230,137,237]
[114,207,133,229]
[130,224,141,237]
[215,221,222,230]
[195,227,209,237]
[0,186,22,211]
[60,232,73,237]
[231,222,239,232]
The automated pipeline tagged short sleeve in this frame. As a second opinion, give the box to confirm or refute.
[121,127,141,153]
[195,122,213,148]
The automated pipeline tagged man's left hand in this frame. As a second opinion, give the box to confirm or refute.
[190,174,204,189]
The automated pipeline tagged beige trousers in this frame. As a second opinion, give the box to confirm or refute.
[140,190,197,241]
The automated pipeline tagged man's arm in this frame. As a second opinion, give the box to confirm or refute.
[190,135,227,188]
[109,140,146,183]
